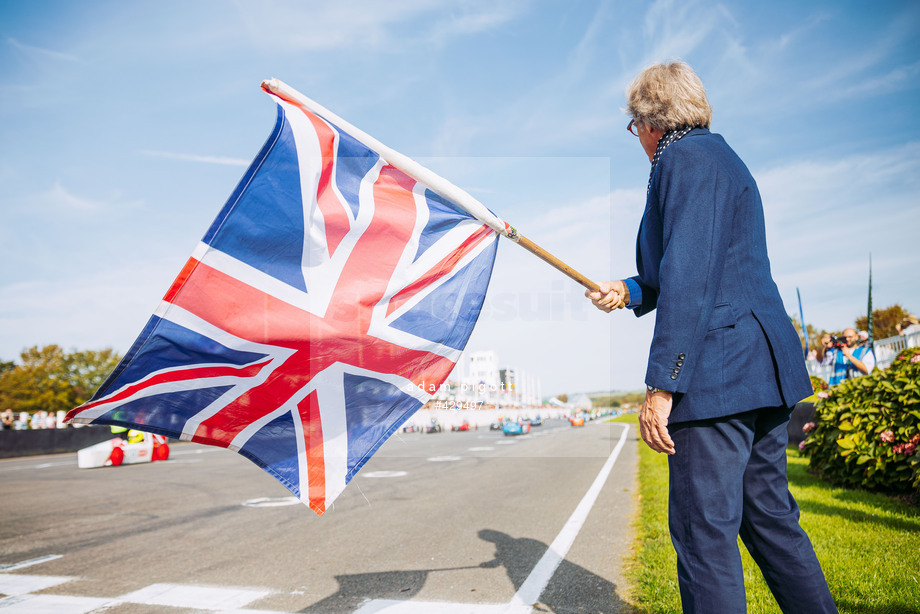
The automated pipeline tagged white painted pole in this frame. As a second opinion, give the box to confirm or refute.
[260,79,600,292]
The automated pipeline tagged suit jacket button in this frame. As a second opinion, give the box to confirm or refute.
[678,353,686,360]
[670,374,678,380]
[673,367,681,373]
[677,360,684,366]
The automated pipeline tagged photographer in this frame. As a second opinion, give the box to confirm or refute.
[818,328,875,385]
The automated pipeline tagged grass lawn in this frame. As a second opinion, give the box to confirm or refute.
[613,413,920,614]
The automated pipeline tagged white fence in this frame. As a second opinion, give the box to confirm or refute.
[873,331,920,369]
[806,331,920,381]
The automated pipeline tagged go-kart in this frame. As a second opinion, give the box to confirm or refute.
[77,431,170,468]
[502,420,531,436]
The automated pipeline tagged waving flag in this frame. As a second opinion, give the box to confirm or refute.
[66,83,500,515]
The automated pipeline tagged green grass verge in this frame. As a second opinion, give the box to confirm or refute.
[612,413,920,613]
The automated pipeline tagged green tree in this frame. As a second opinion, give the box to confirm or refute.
[64,348,121,401]
[589,391,645,407]
[855,304,912,340]
[590,396,622,408]
[0,345,121,414]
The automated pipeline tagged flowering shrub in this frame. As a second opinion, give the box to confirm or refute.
[800,346,920,494]
[809,375,828,395]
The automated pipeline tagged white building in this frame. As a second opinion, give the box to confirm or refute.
[465,350,498,387]
[439,350,543,408]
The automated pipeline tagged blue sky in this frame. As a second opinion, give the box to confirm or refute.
[1,0,918,395]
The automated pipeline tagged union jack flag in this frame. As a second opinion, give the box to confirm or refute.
[66,86,500,515]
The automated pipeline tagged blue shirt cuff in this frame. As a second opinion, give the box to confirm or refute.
[624,278,642,309]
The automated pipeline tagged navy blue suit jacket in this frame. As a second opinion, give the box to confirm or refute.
[628,129,811,423]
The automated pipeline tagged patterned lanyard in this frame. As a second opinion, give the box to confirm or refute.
[647,126,694,194]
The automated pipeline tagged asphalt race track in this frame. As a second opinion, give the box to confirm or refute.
[0,418,638,613]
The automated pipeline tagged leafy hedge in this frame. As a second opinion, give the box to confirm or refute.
[800,346,920,494]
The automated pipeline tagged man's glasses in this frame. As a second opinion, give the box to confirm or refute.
[627,119,639,137]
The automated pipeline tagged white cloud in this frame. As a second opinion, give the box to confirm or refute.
[834,60,920,100]
[229,0,525,52]
[140,150,250,167]
[769,11,832,52]
[6,37,82,64]
[640,0,732,67]
[34,181,143,213]
[0,260,177,361]
[464,183,652,394]
[425,0,528,42]
[757,142,920,226]
[755,143,920,328]
[41,182,103,212]
[797,7,920,103]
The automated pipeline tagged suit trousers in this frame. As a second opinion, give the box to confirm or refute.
[667,406,837,614]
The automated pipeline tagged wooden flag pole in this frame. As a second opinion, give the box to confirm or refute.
[261,78,602,294]
[503,229,601,293]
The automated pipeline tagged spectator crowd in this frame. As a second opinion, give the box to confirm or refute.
[0,408,73,431]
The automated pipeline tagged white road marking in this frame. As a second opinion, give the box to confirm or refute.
[467,447,494,452]
[361,471,408,478]
[509,423,630,608]
[0,593,113,613]
[0,573,72,596]
[0,576,280,613]
[0,555,63,572]
[117,583,271,609]
[241,497,301,508]
[170,448,222,456]
[426,456,462,462]
[0,462,74,473]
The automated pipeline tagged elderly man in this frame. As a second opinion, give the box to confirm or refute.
[587,61,836,613]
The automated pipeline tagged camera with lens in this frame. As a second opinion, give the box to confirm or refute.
[829,335,846,349]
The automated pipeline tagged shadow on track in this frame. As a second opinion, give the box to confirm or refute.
[300,528,634,613]
[479,529,633,614]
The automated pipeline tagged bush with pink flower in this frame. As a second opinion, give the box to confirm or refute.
[809,374,828,395]
[800,346,920,494]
